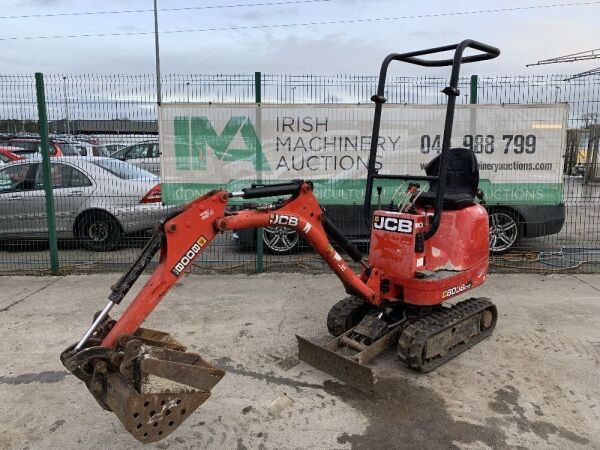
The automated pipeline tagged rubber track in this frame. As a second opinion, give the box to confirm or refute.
[326,296,369,337]
[397,297,497,372]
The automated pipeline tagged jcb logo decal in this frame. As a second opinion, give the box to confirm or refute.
[441,281,472,299]
[269,214,299,227]
[373,215,413,234]
[171,236,208,276]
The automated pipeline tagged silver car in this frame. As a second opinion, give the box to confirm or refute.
[0,157,176,251]
[68,141,112,157]
[110,140,160,175]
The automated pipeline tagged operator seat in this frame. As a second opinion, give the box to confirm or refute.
[414,147,479,210]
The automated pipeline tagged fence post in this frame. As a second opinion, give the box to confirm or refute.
[255,71,264,273]
[470,75,478,104]
[35,72,59,275]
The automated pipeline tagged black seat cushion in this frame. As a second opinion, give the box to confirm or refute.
[414,148,479,210]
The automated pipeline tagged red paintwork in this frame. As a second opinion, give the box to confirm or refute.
[102,190,229,348]
[369,205,489,305]
[3,139,65,156]
[101,182,488,349]
[0,148,25,162]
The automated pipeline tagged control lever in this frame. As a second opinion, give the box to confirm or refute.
[389,182,406,208]
[398,183,419,211]
[476,189,486,205]
[405,182,430,212]
[376,186,383,210]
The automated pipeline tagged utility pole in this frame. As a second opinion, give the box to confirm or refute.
[153,0,162,105]
[62,76,70,135]
[20,100,25,133]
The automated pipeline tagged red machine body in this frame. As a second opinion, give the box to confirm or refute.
[62,40,502,443]
[100,183,489,348]
[368,206,489,306]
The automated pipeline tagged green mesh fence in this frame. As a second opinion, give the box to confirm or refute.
[0,73,598,274]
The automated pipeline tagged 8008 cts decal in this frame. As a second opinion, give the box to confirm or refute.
[171,236,208,276]
[441,281,473,299]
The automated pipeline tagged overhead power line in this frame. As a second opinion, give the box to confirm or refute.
[0,0,332,20]
[0,1,599,41]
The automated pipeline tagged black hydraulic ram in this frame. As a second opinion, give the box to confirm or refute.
[363,39,499,240]
[322,214,364,265]
[231,180,304,199]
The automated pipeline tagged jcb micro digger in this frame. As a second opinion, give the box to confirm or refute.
[62,39,500,442]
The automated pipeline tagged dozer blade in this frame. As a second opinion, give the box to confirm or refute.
[297,322,402,393]
[62,326,225,443]
[297,335,376,393]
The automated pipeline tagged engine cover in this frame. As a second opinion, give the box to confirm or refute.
[368,204,489,305]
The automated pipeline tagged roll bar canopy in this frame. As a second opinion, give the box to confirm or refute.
[363,39,500,240]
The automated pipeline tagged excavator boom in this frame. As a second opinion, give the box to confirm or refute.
[61,180,376,442]
[102,181,375,348]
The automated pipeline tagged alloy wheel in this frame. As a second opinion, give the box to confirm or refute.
[263,226,299,253]
[489,211,519,254]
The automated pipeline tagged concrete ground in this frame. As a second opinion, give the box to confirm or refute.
[0,273,599,450]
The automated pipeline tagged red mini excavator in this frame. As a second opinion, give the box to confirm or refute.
[62,40,500,442]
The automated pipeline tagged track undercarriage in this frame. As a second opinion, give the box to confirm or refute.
[297,296,498,392]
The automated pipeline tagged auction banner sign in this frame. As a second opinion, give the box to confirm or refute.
[159,103,567,206]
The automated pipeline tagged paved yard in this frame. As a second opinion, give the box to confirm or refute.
[0,273,599,449]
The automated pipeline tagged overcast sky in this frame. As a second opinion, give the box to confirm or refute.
[1,0,599,76]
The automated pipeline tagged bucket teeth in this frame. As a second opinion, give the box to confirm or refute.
[62,325,225,443]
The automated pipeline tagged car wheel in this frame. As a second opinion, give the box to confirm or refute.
[262,226,299,254]
[488,210,520,255]
[76,211,122,252]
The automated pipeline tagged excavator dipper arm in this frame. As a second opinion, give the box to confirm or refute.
[100,180,376,349]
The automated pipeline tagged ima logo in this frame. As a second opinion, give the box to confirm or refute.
[441,281,473,299]
[174,116,270,171]
[171,236,208,276]
[269,214,299,227]
[373,215,414,234]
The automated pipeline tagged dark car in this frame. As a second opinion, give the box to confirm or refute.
[233,202,565,255]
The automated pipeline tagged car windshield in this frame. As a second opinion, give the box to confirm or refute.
[93,146,110,157]
[110,147,126,159]
[57,143,81,156]
[12,149,39,158]
[7,141,38,151]
[91,159,156,180]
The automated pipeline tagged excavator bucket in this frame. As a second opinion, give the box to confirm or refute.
[61,324,225,443]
